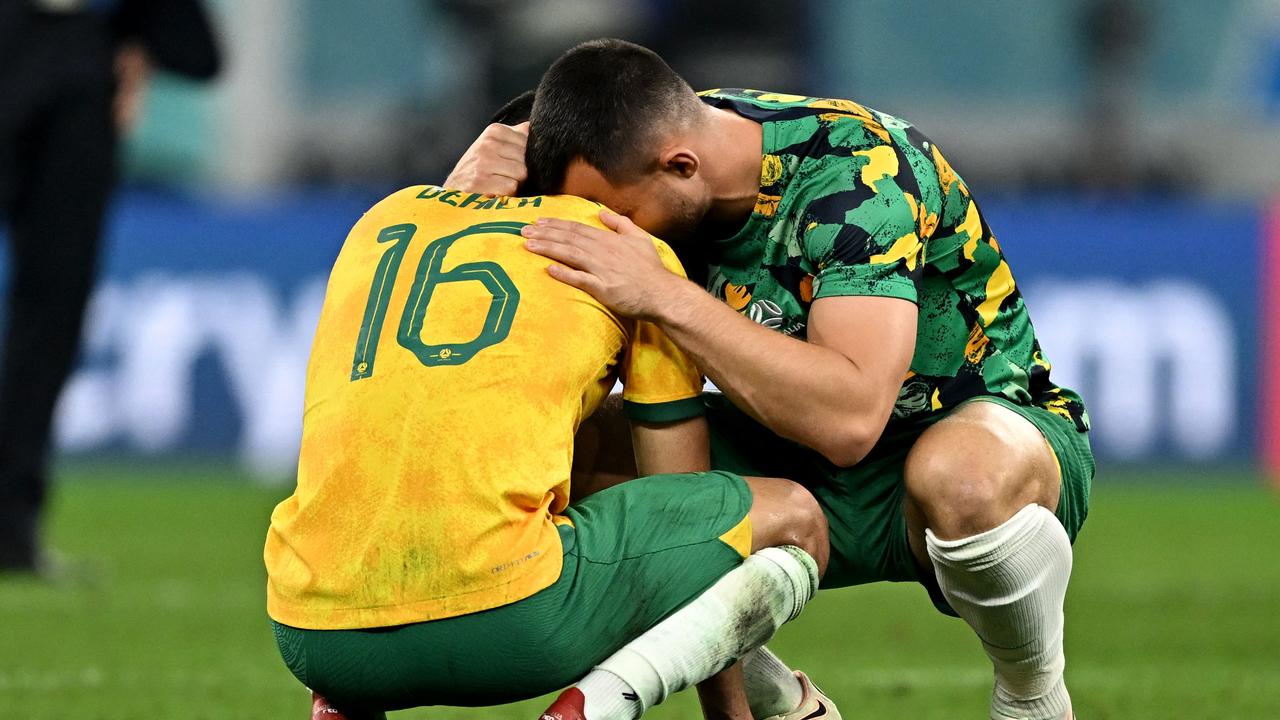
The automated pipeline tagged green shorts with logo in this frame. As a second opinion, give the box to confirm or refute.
[705,392,1094,615]
[270,470,751,716]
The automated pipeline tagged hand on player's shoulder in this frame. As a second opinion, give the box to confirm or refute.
[522,210,687,322]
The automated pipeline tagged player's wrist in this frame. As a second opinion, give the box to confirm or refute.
[644,274,703,327]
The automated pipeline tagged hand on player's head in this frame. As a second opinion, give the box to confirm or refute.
[444,121,529,197]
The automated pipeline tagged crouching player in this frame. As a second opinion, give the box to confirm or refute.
[263,182,832,720]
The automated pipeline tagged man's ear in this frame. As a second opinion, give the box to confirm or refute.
[660,147,699,179]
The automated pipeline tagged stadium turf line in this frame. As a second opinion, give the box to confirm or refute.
[1,464,1276,719]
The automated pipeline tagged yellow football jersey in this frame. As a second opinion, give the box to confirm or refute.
[265,187,704,630]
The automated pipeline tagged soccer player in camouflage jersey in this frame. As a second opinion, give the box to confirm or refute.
[449,39,1092,720]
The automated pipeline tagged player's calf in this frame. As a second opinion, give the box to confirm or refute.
[927,504,1073,720]
[543,476,829,720]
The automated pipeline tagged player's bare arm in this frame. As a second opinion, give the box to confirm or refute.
[523,212,916,467]
[628,413,755,720]
[631,415,711,475]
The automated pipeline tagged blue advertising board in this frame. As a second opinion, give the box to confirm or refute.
[984,198,1262,463]
[0,189,1266,476]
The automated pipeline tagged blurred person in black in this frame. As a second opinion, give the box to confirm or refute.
[0,0,220,574]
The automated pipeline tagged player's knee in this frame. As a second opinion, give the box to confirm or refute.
[745,477,829,575]
[904,445,1019,539]
[778,483,827,563]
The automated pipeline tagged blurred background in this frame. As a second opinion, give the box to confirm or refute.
[21,0,1280,477]
[2,0,1279,718]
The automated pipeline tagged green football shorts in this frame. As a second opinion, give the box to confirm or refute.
[705,392,1094,615]
[270,470,752,715]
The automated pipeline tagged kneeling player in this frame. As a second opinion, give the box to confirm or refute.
[263,183,831,720]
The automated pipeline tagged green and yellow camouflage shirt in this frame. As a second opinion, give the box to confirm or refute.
[698,89,1088,433]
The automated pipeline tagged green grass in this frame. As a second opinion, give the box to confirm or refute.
[2,465,1278,719]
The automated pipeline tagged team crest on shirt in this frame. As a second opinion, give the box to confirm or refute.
[747,298,806,336]
[709,268,808,337]
[747,299,785,328]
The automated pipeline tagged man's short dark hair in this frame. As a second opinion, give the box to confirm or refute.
[527,38,700,193]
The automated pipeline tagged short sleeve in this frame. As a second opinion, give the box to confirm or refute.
[619,240,706,422]
[799,146,925,304]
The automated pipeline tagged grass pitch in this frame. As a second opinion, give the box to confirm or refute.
[2,464,1277,719]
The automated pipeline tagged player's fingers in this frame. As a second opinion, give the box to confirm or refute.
[510,121,530,136]
[521,221,595,250]
[484,122,529,145]
[447,173,515,196]
[464,124,527,166]
[523,235,593,270]
[546,263,601,294]
[489,139,528,164]
[599,209,641,236]
[455,173,518,196]
[485,177,520,196]
[485,123,529,150]
[485,157,528,183]
[534,218,613,244]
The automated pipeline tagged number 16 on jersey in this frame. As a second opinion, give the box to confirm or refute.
[350,222,524,380]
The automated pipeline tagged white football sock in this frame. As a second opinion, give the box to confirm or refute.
[741,647,804,718]
[575,546,819,720]
[577,669,642,720]
[926,503,1072,720]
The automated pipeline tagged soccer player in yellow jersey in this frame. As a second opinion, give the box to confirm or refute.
[264,143,835,718]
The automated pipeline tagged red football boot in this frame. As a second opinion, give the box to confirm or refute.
[311,691,356,719]
[539,687,588,720]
